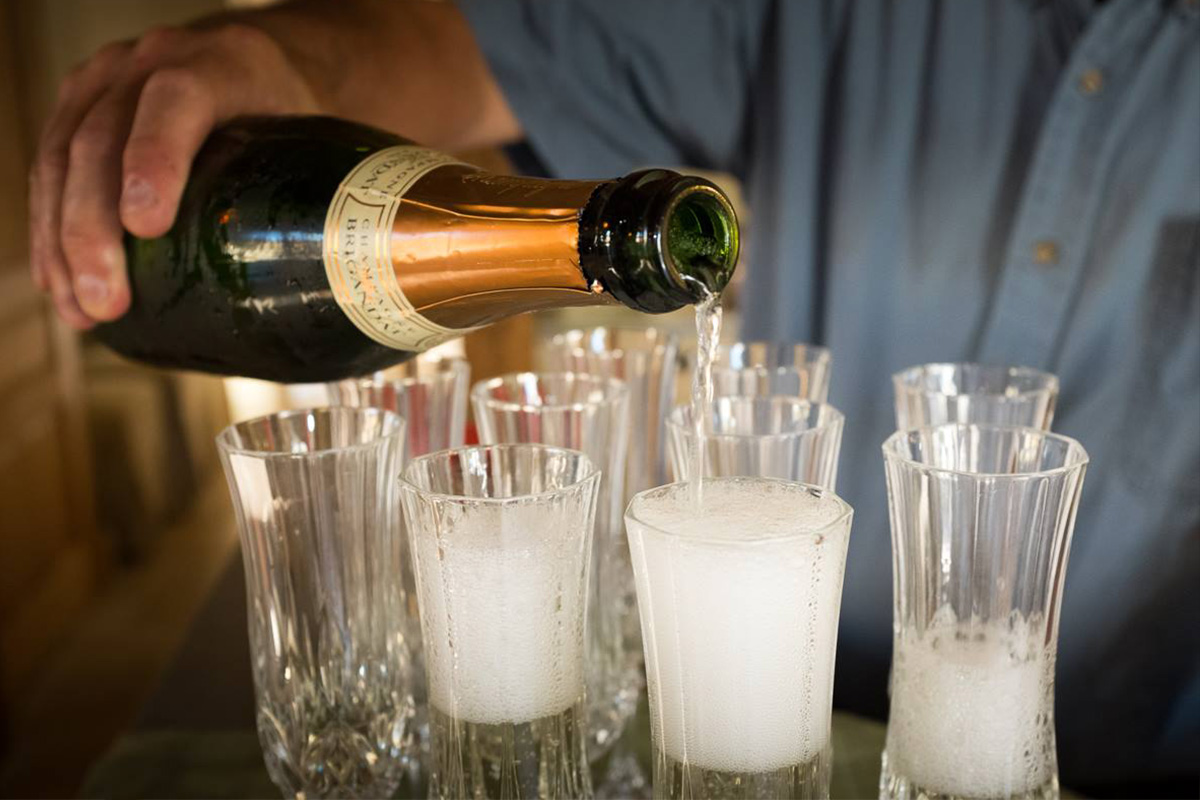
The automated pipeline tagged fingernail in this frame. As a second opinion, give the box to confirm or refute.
[75,272,110,309]
[122,175,157,212]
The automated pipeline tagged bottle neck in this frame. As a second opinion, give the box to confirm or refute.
[579,170,739,313]
[391,166,610,329]
[389,165,739,329]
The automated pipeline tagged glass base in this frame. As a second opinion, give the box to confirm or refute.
[429,701,592,800]
[879,751,1059,800]
[257,706,416,800]
[655,746,831,800]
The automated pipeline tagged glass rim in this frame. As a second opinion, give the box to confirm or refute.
[470,371,629,413]
[717,339,832,363]
[665,396,844,441]
[550,325,680,354]
[398,443,601,505]
[891,362,1059,399]
[881,423,1089,479]
[626,476,853,544]
[215,406,405,459]
[332,356,470,392]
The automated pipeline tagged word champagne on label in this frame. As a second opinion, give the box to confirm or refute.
[96,116,739,382]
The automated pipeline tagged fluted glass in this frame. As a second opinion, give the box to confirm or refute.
[545,326,679,503]
[471,373,638,760]
[327,355,469,456]
[711,341,832,402]
[400,444,599,800]
[666,396,844,490]
[216,408,414,799]
[880,424,1088,800]
[627,477,853,799]
[892,363,1058,430]
[325,355,469,783]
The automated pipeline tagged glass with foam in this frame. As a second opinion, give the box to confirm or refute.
[881,424,1088,800]
[400,444,599,800]
[626,477,853,799]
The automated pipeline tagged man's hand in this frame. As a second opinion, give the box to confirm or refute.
[29,21,321,327]
[29,2,518,329]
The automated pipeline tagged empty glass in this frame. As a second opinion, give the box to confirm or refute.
[400,444,599,800]
[326,355,470,779]
[327,355,470,456]
[545,326,679,503]
[216,408,415,799]
[710,341,833,401]
[627,477,854,799]
[471,373,638,759]
[892,363,1059,430]
[666,396,845,490]
[881,424,1088,800]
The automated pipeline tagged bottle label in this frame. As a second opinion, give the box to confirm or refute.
[323,146,477,351]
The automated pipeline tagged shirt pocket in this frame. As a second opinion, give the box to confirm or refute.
[1120,216,1200,502]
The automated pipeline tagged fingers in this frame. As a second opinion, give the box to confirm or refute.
[32,20,321,327]
[29,41,130,316]
[59,75,142,321]
[120,23,319,240]
[45,255,95,331]
[121,67,216,238]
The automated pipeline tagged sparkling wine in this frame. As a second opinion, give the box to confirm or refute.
[97,116,739,382]
[627,479,853,800]
[689,291,722,506]
[881,608,1060,800]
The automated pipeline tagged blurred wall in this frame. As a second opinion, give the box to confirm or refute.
[0,0,226,750]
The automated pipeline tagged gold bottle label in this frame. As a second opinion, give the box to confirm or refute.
[323,146,476,351]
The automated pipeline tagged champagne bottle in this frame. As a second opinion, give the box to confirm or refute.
[94,116,739,382]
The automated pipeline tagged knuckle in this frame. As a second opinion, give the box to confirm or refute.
[56,68,84,102]
[59,42,131,100]
[211,21,275,55]
[132,26,182,64]
[60,225,99,252]
[141,66,207,102]
[67,126,107,164]
[96,40,133,61]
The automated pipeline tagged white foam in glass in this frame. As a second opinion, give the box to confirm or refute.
[628,479,851,773]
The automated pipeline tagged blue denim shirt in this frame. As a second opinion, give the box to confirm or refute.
[460,0,1200,784]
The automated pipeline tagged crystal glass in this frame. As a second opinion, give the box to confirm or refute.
[326,355,470,778]
[544,326,679,503]
[666,396,845,490]
[544,327,677,795]
[627,477,854,799]
[216,408,415,799]
[327,355,470,456]
[880,424,1089,800]
[711,341,833,401]
[892,363,1059,430]
[400,444,599,800]
[471,372,638,759]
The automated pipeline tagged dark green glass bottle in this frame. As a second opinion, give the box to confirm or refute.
[93,116,739,383]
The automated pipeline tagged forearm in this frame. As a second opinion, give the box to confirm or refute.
[239,0,521,150]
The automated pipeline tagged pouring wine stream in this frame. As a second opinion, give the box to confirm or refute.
[689,291,723,508]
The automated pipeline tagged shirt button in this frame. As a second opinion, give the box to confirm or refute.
[1033,240,1060,266]
[1078,68,1104,96]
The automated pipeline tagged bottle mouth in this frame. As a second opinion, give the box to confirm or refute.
[579,169,741,314]
[661,183,739,302]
